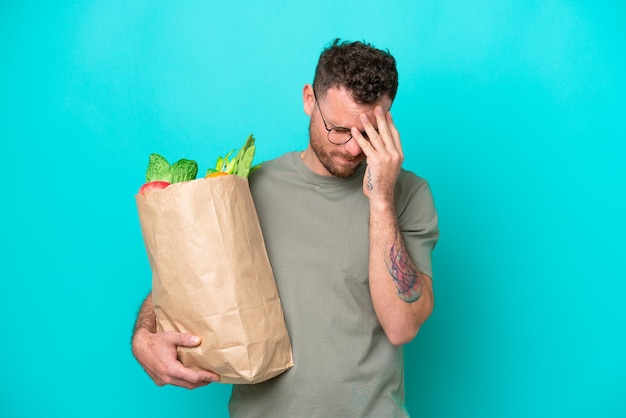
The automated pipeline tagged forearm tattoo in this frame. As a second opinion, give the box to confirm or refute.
[386,228,422,303]
[366,167,373,191]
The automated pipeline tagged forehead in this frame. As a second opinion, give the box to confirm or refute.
[320,87,392,126]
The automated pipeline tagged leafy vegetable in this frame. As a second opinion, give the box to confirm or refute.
[146,154,173,183]
[145,153,198,184]
[140,134,259,194]
[171,158,199,183]
[205,134,259,179]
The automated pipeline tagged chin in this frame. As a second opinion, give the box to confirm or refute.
[329,161,363,178]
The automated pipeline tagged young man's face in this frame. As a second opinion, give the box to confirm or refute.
[304,85,392,178]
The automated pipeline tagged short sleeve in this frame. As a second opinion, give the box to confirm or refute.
[395,173,439,279]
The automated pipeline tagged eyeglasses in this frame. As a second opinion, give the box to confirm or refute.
[313,90,376,145]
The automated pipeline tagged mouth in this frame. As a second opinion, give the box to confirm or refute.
[336,154,363,166]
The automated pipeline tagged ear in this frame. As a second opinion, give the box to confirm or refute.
[303,84,315,116]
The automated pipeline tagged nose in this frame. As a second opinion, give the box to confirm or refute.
[343,136,364,157]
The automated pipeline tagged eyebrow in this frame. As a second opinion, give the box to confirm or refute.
[316,94,378,134]
[320,107,350,131]
[330,124,351,131]
[327,110,379,134]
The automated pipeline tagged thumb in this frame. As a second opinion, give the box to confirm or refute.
[165,331,202,347]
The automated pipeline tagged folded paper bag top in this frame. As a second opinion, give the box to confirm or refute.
[136,175,294,384]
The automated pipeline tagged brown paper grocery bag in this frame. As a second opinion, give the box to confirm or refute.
[136,175,293,384]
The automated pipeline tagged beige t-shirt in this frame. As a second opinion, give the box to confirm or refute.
[229,152,439,417]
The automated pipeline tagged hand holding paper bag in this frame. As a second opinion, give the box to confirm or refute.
[132,319,220,389]
[135,137,294,385]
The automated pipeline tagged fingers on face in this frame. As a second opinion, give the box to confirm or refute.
[358,107,391,150]
[351,113,377,153]
[352,106,402,155]
[386,111,402,151]
[374,106,390,138]
[351,125,371,150]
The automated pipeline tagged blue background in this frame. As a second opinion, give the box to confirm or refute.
[1,1,624,417]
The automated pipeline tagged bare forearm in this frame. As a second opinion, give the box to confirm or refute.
[352,106,434,344]
[386,223,424,303]
[133,293,156,336]
[130,292,218,387]
[369,205,434,345]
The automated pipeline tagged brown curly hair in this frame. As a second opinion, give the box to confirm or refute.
[312,39,398,105]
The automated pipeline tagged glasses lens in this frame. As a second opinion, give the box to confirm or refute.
[328,129,352,145]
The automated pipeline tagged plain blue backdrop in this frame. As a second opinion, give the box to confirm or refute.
[1,1,624,417]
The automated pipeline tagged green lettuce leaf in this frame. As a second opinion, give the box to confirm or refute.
[171,158,198,183]
[146,153,172,183]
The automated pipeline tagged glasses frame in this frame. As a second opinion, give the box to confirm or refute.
[313,89,356,146]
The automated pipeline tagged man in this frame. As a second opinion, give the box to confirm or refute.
[132,39,439,417]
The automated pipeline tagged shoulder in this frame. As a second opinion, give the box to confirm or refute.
[395,169,437,221]
[396,169,433,199]
[250,153,295,179]
[250,153,287,184]
[249,152,298,195]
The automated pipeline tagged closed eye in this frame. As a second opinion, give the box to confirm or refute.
[360,129,378,140]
